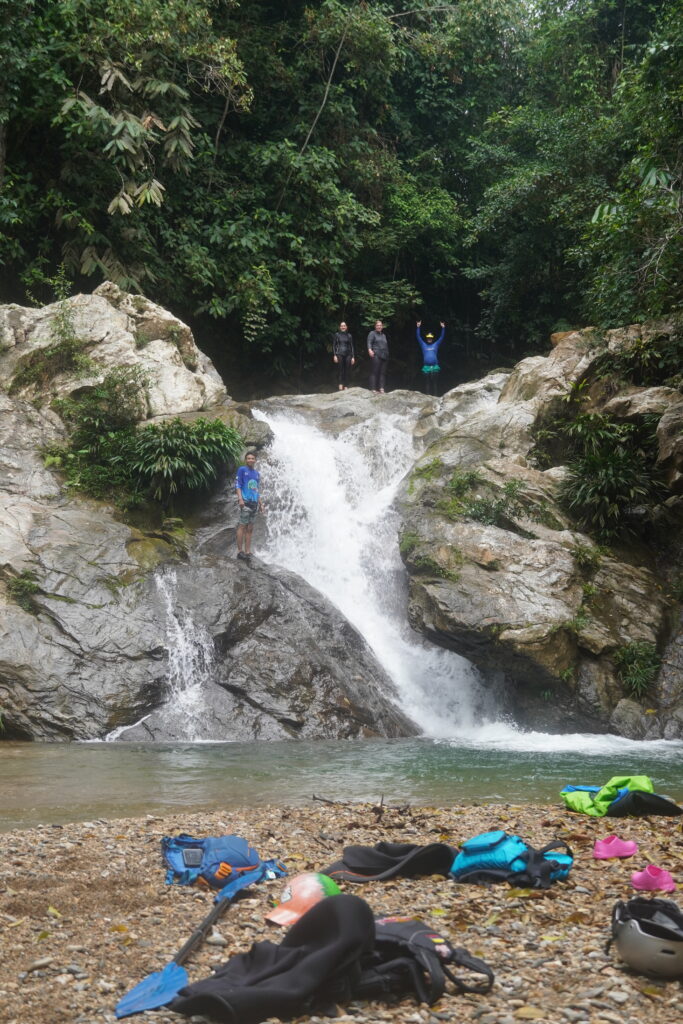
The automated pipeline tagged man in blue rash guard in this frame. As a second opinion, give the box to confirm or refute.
[416,320,445,396]
[235,451,263,562]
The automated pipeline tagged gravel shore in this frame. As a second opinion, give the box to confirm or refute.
[2,801,683,1024]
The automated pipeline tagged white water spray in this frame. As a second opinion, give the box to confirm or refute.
[105,569,214,742]
[155,569,214,741]
[256,409,498,737]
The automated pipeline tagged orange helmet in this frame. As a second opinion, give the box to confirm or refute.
[265,872,342,927]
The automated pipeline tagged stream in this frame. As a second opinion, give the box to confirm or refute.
[4,401,682,830]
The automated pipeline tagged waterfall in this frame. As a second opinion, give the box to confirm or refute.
[155,569,214,740]
[256,408,502,738]
[105,569,214,742]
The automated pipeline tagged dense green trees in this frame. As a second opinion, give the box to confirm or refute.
[1,0,681,385]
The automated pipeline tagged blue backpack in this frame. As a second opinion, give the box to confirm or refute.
[449,830,573,889]
[161,833,287,900]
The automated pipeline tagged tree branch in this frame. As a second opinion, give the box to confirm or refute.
[276,15,352,211]
[388,5,459,20]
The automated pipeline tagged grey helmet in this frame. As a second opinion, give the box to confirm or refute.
[610,897,683,979]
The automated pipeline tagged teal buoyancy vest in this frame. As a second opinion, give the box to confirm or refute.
[449,830,573,888]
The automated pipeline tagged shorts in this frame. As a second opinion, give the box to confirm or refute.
[421,364,441,374]
[238,502,259,525]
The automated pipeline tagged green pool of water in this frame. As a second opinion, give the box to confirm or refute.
[3,733,682,831]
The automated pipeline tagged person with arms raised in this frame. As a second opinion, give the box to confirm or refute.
[416,320,445,395]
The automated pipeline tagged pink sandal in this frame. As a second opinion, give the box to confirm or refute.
[631,864,676,892]
[593,835,638,859]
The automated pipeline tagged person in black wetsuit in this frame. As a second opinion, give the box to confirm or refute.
[367,319,389,394]
[332,321,355,390]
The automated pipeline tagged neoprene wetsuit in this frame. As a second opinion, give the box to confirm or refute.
[367,329,389,392]
[332,330,354,387]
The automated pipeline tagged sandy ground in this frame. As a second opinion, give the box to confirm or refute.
[1,800,683,1024]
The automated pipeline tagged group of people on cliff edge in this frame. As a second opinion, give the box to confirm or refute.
[233,316,446,565]
[332,319,446,396]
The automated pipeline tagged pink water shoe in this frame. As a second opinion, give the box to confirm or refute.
[593,835,638,859]
[630,864,676,892]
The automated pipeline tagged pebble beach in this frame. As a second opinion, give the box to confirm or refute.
[2,801,683,1024]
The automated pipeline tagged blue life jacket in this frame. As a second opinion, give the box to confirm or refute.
[161,833,287,901]
[416,326,444,367]
[449,830,573,889]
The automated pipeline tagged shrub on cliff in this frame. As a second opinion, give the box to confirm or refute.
[120,418,243,505]
[614,641,661,698]
[546,413,664,541]
[46,410,243,511]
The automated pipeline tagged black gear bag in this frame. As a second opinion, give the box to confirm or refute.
[354,914,494,1005]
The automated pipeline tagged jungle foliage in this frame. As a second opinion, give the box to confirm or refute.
[45,365,243,508]
[1,0,681,378]
[613,640,661,698]
[532,403,665,540]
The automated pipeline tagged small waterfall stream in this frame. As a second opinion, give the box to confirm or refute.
[256,408,503,738]
[154,570,214,741]
[106,569,214,742]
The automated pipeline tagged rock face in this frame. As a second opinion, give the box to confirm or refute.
[1,289,681,742]
[117,557,414,743]
[396,324,683,737]
[0,286,414,742]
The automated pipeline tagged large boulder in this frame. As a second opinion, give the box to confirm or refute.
[257,386,436,435]
[116,556,414,743]
[0,490,412,742]
[0,287,415,742]
[0,393,65,499]
[0,282,226,415]
[397,324,682,735]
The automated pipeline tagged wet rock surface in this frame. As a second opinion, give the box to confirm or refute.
[0,288,413,742]
[1,288,682,741]
[117,555,415,742]
[257,387,436,436]
[2,801,683,1024]
[394,325,683,736]
[0,484,413,742]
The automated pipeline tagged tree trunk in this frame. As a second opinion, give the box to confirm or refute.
[0,118,6,190]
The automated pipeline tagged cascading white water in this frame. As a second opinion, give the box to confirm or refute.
[105,569,214,742]
[256,409,501,737]
[154,569,214,741]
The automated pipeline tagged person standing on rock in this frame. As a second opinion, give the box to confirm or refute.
[367,319,389,394]
[416,320,446,396]
[235,451,263,563]
[332,320,355,390]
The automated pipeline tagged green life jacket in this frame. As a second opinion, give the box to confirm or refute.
[561,775,655,816]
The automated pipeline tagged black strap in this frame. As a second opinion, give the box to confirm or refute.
[443,948,495,994]
[354,941,493,1005]
[538,839,573,858]
[414,948,447,1004]
[450,865,518,885]
[518,839,573,889]
[353,956,439,1004]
